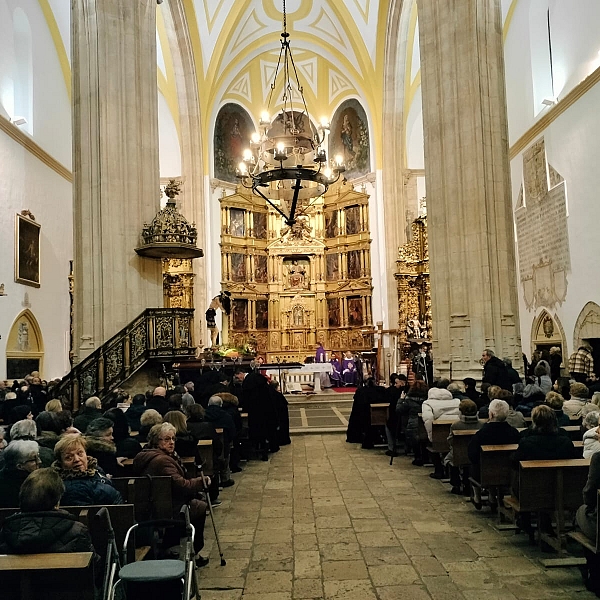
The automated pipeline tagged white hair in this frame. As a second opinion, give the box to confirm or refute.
[208,395,223,407]
[3,440,39,469]
[10,419,37,440]
[488,399,510,422]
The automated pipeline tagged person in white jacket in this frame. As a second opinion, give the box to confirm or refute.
[583,412,600,458]
[421,383,461,442]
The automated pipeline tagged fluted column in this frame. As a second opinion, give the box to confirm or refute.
[72,0,162,360]
[417,0,522,380]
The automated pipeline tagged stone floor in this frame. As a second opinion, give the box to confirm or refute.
[288,405,351,431]
[198,434,595,599]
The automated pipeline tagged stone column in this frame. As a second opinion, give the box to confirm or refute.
[417,0,521,380]
[72,0,162,360]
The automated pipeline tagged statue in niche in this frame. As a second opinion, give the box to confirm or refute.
[286,259,308,289]
[281,216,312,243]
[206,291,232,347]
[293,305,304,327]
[17,322,30,352]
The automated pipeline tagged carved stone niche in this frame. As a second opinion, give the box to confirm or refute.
[395,217,431,358]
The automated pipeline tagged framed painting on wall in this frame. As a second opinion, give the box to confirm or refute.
[15,213,41,287]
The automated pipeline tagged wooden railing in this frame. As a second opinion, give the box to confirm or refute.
[53,308,195,411]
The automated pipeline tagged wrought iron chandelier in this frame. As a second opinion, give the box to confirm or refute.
[236,0,345,226]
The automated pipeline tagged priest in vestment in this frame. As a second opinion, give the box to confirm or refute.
[342,351,358,386]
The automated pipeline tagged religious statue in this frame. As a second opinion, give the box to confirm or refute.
[407,318,423,339]
[206,291,232,347]
[287,260,307,288]
[281,216,312,242]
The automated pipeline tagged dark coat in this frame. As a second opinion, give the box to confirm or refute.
[468,421,521,465]
[513,430,579,463]
[146,396,169,416]
[0,468,29,508]
[187,417,216,441]
[174,432,198,459]
[396,391,428,443]
[73,406,103,433]
[85,436,121,477]
[205,405,236,445]
[506,367,522,388]
[115,436,143,459]
[124,404,146,432]
[483,356,512,391]
[385,385,404,431]
[133,447,203,507]
[0,510,93,554]
[272,389,291,446]
[56,459,123,506]
[242,372,279,447]
[346,384,387,447]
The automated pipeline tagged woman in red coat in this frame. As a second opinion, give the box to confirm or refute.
[133,422,209,567]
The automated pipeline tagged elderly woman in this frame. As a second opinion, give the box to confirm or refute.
[9,419,54,467]
[133,422,209,567]
[53,434,122,506]
[85,416,121,476]
[0,440,41,508]
[0,468,94,554]
[564,383,590,417]
[137,408,163,443]
[582,412,600,459]
[164,410,197,458]
[45,399,63,413]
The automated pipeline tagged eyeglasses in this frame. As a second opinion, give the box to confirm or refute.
[159,436,176,442]
[23,455,41,464]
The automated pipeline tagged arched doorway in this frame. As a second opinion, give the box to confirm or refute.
[531,310,567,356]
[5,310,44,379]
[573,302,600,376]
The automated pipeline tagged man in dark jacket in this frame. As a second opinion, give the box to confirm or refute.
[481,349,512,391]
[146,386,169,416]
[205,397,236,446]
[73,396,103,433]
[124,394,147,431]
[502,357,522,389]
[0,467,94,554]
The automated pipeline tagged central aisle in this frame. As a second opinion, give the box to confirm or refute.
[197,434,593,600]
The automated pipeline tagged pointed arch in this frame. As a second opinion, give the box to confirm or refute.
[6,309,44,378]
[573,302,600,350]
[530,309,567,356]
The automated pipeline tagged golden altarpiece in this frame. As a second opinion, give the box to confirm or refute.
[218,181,374,360]
[395,216,432,357]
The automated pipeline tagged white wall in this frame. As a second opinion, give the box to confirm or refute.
[158,91,181,178]
[0,0,72,379]
[0,131,72,379]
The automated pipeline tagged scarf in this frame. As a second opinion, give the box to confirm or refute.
[52,456,99,480]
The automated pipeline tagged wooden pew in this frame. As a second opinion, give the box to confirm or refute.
[111,476,173,521]
[431,419,455,453]
[562,425,583,441]
[569,490,600,554]
[369,403,388,427]
[505,458,590,556]
[450,429,479,467]
[0,505,135,558]
[0,552,95,600]
[197,439,213,475]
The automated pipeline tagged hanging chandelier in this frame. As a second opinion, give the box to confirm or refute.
[236,0,345,226]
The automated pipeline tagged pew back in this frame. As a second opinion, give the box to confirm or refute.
[111,476,173,521]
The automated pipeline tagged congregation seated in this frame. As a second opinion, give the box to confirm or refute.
[9,419,54,467]
[164,410,198,458]
[125,393,147,431]
[181,392,195,416]
[346,377,386,449]
[146,386,169,416]
[205,396,236,486]
[531,359,552,394]
[53,434,122,506]
[396,380,429,465]
[477,384,501,418]
[137,408,163,442]
[514,404,579,462]
[84,417,120,476]
[564,382,590,417]
[583,412,600,458]
[10,405,33,424]
[104,407,142,458]
[421,379,459,442]
[502,390,527,428]
[0,440,42,508]
[514,382,545,417]
[545,391,570,426]
[36,411,63,451]
[0,468,94,554]
[186,403,216,441]
[447,399,484,494]
[468,399,520,473]
[463,377,480,404]
[133,422,208,566]
[583,391,600,417]
[73,397,103,433]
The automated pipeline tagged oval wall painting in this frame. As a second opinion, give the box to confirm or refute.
[214,103,254,183]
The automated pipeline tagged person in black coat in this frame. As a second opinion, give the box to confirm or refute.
[104,408,143,458]
[0,440,41,508]
[463,378,481,404]
[269,381,291,447]
[145,387,169,416]
[481,349,512,391]
[346,378,387,449]
[84,417,121,477]
[73,397,103,433]
[396,380,429,465]
[502,357,522,389]
[385,374,407,457]
[124,394,147,432]
[242,371,280,459]
[0,468,94,554]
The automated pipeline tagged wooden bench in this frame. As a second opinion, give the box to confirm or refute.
[111,476,173,521]
[0,504,135,558]
[504,458,590,556]
[569,490,600,554]
[562,425,583,441]
[197,439,213,474]
[450,429,479,467]
[0,552,95,600]
[370,403,389,426]
[431,419,456,453]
